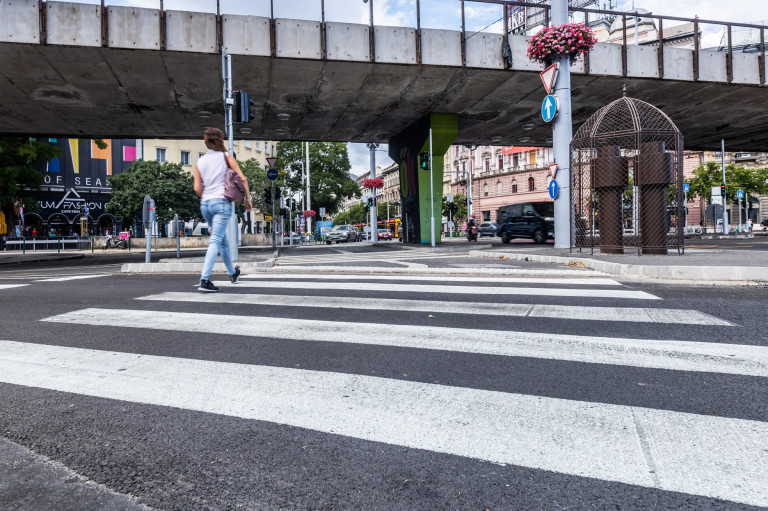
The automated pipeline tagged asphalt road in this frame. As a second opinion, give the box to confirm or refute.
[0,255,767,510]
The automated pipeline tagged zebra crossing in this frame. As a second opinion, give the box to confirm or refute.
[3,272,767,508]
[276,247,480,266]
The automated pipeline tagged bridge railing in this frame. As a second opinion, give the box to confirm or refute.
[20,0,767,83]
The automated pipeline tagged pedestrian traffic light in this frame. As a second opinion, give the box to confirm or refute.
[263,188,272,205]
[419,151,430,170]
[720,182,726,198]
[234,90,255,124]
[364,204,370,216]
[367,196,374,207]
[463,198,468,205]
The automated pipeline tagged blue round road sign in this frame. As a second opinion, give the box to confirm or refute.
[548,179,559,199]
[267,168,278,180]
[541,94,559,123]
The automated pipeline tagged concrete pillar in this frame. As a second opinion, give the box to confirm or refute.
[592,145,628,253]
[637,141,673,255]
[388,114,458,244]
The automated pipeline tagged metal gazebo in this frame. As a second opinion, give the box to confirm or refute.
[570,93,685,255]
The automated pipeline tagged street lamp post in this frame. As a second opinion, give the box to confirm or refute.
[367,142,379,245]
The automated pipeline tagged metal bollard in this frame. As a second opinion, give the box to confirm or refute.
[57,238,61,254]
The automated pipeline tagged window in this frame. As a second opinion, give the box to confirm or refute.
[498,156,503,171]
[156,148,166,163]
[528,176,535,191]
[198,153,206,159]
[483,211,491,221]
[483,183,489,196]
[485,160,490,173]
[511,181,518,193]
[513,155,519,168]
[245,140,252,149]
[497,181,502,194]
[529,152,536,165]
[180,151,190,166]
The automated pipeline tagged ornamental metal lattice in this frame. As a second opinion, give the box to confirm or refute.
[570,94,684,255]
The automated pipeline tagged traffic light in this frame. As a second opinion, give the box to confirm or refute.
[367,196,374,207]
[720,182,726,198]
[364,204,370,216]
[463,198,468,206]
[234,90,255,124]
[419,151,430,170]
[264,187,273,205]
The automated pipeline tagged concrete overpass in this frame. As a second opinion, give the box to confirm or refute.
[1,1,768,151]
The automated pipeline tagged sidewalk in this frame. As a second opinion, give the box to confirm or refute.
[3,241,767,284]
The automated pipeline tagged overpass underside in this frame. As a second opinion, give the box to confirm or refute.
[1,1,768,151]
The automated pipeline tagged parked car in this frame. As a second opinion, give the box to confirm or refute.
[377,228,393,240]
[495,201,554,244]
[326,224,360,244]
[476,222,498,237]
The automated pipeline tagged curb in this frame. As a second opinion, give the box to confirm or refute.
[0,254,84,265]
[470,250,768,283]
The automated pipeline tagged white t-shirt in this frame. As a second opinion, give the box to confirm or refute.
[197,149,229,201]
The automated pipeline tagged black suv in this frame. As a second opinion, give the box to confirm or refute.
[495,201,554,244]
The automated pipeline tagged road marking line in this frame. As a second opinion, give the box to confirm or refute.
[0,284,28,290]
[43,308,762,376]
[239,274,623,286]
[34,275,106,282]
[1,340,765,507]
[139,292,730,325]
[213,280,659,300]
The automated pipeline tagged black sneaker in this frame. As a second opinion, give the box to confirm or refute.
[229,266,241,284]
[198,279,219,292]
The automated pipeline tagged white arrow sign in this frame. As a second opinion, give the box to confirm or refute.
[540,63,559,94]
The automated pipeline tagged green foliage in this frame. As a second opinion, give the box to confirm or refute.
[277,142,360,216]
[334,202,366,224]
[0,138,60,220]
[442,193,467,220]
[687,161,768,204]
[107,160,198,228]
[237,158,272,215]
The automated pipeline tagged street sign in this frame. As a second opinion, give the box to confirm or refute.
[265,215,272,221]
[541,94,559,123]
[549,163,558,180]
[540,63,559,94]
[683,183,689,193]
[319,207,325,217]
[266,157,278,168]
[737,189,744,198]
[548,179,559,199]
[447,193,453,202]
[267,168,278,180]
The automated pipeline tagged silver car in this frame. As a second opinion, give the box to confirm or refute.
[326,224,359,244]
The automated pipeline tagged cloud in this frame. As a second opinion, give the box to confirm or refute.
[347,143,394,178]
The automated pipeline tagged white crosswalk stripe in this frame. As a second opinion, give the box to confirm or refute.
[4,273,765,507]
[1,339,766,508]
[0,284,27,290]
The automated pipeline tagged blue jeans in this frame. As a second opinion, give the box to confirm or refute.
[200,198,236,281]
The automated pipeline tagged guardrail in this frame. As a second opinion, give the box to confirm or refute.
[27,0,765,83]
[2,238,92,253]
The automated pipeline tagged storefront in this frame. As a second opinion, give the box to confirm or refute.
[15,138,138,237]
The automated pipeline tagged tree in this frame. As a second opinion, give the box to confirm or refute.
[237,158,272,215]
[0,138,60,225]
[687,161,768,204]
[334,202,366,224]
[442,193,467,220]
[277,142,360,216]
[106,160,198,234]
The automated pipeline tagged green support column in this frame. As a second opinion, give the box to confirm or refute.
[389,113,458,244]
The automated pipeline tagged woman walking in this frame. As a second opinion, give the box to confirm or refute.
[193,128,252,292]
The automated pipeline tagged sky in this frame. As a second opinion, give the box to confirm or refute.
[77,0,766,174]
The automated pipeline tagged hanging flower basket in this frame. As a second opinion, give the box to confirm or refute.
[363,177,384,189]
[526,23,597,66]
[302,209,316,218]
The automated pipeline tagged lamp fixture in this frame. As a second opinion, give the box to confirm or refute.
[276,112,291,121]
[197,110,211,118]
[522,123,536,131]
[273,128,287,135]
[519,136,531,143]
[239,127,253,134]
[490,135,502,143]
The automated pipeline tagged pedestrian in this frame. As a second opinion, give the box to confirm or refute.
[193,127,252,292]
[746,218,753,233]
[31,227,38,237]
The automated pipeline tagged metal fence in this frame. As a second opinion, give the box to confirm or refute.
[570,94,685,255]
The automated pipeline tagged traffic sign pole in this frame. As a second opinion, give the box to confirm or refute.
[552,0,572,249]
